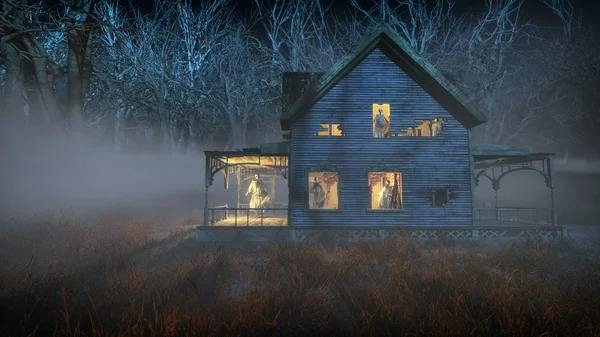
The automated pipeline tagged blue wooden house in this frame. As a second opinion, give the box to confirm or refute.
[202,24,559,240]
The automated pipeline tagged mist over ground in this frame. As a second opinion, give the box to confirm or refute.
[1,122,598,226]
[0,126,213,220]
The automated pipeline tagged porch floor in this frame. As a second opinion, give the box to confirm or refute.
[212,216,288,226]
[209,216,548,227]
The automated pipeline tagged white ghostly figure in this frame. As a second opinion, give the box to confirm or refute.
[373,108,388,138]
[246,173,269,210]
[431,118,444,136]
[377,179,392,209]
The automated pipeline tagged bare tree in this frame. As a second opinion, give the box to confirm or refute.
[210,24,275,150]
[350,0,458,55]
[1,0,100,145]
[94,0,136,151]
[128,0,180,153]
[444,0,591,148]
[1,0,65,136]
[176,0,230,154]
[255,0,340,72]
[64,0,95,140]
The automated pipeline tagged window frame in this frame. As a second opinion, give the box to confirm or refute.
[431,188,451,207]
[314,122,346,137]
[372,103,391,138]
[304,164,342,212]
[392,117,448,137]
[366,167,405,212]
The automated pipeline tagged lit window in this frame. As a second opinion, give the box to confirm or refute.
[308,171,339,209]
[372,104,390,138]
[316,123,345,136]
[397,117,446,137]
[368,172,402,210]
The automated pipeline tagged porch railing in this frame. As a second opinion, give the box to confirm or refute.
[475,207,553,226]
[207,206,288,226]
[208,206,553,227]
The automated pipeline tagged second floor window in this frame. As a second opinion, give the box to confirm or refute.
[397,118,446,137]
[315,123,345,136]
[372,104,390,138]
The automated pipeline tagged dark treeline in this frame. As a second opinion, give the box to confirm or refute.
[1,0,598,156]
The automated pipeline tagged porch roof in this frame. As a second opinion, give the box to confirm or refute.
[473,143,554,169]
[205,141,554,168]
[204,141,289,166]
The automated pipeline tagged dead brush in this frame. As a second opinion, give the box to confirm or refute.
[1,214,600,336]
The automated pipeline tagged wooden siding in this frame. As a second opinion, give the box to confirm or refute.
[290,48,472,226]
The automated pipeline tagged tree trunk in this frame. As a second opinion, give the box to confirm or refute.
[156,95,170,153]
[0,42,26,126]
[169,114,177,151]
[156,59,171,153]
[66,1,95,141]
[113,100,127,152]
[22,37,65,139]
[228,115,247,150]
[177,119,187,154]
[187,114,201,154]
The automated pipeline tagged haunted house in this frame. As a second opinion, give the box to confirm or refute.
[203,24,558,230]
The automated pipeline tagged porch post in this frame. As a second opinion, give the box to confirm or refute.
[236,166,242,209]
[547,155,558,228]
[468,131,476,226]
[492,176,500,221]
[204,153,210,227]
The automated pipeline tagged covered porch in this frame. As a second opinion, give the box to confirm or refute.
[472,143,557,228]
[203,141,290,227]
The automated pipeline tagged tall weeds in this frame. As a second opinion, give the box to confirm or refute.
[0,214,599,336]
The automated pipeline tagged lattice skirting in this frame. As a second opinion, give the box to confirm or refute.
[516,230,555,243]
[197,227,562,244]
[290,228,560,243]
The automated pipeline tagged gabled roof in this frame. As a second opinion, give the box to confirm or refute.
[280,23,488,136]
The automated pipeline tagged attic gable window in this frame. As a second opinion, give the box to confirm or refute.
[372,104,390,138]
[315,123,345,136]
[396,118,446,137]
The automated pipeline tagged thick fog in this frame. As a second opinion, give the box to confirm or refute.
[1,122,599,225]
[0,127,208,220]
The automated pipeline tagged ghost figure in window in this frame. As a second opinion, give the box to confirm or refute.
[373,108,388,138]
[378,179,392,209]
[431,118,445,136]
[246,173,269,211]
[310,176,326,209]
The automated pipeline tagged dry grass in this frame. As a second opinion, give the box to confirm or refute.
[1,214,599,336]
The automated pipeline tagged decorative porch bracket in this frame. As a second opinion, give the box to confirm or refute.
[474,154,557,228]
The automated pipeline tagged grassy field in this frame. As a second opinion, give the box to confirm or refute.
[0,213,599,336]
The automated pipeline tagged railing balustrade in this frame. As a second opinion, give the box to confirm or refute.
[207,206,288,226]
[208,206,553,227]
[475,207,554,227]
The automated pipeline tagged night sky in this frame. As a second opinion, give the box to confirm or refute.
[131,0,600,29]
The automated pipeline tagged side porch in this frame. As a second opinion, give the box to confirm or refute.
[201,142,561,241]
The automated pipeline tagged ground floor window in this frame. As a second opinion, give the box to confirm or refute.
[431,189,449,207]
[308,171,339,210]
[369,172,402,210]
